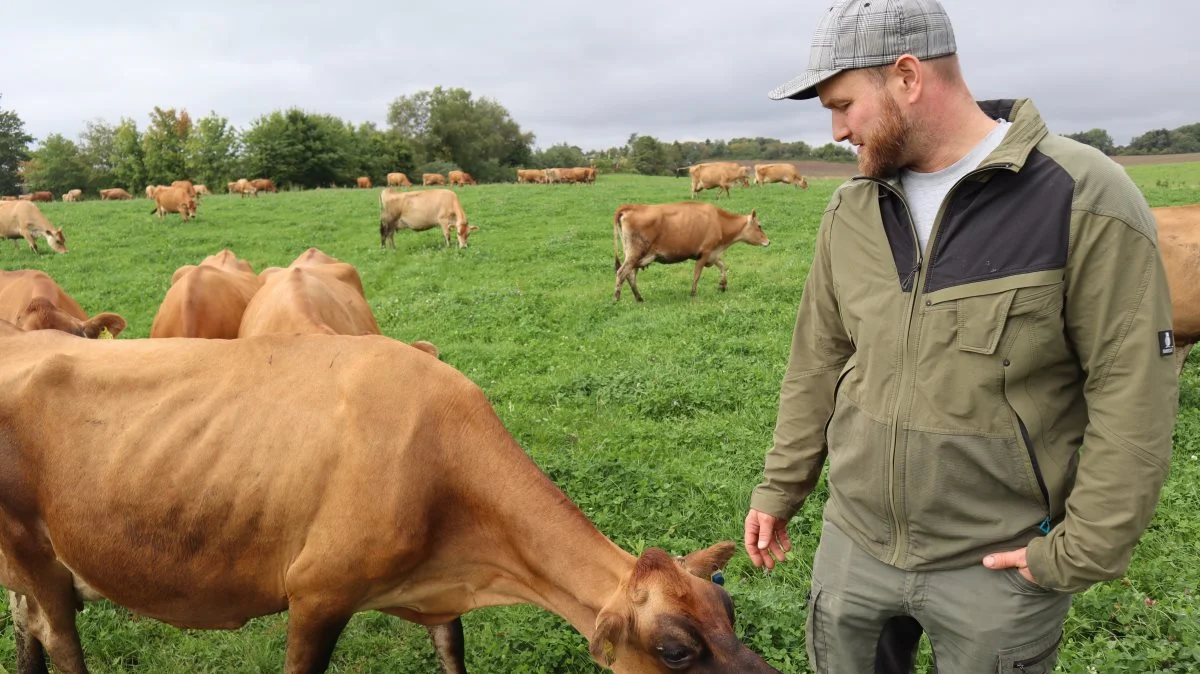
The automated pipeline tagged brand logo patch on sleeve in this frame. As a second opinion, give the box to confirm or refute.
[1159,330,1175,356]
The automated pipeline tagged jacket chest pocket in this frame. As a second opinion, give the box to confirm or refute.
[929,271,1066,357]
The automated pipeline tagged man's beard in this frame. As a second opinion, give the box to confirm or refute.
[858,93,913,179]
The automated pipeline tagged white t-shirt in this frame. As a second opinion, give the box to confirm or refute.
[900,119,1012,254]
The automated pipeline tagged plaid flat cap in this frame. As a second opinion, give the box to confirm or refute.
[768,0,957,101]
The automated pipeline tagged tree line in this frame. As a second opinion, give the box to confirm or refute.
[1,90,1195,196]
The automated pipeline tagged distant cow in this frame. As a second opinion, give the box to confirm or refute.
[251,178,277,193]
[517,169,546,184]
[613,202,769,301]
[146,185,162,199]
[30,191,52,202]
[387,172,413,187]
[357,176,373,189]
[61,189,83,202]
[1153,204,1200,375]
[171,180,196,197]
[100,188,134,201]
[0,201,67,254]
[151,185,197,222]
[422,173,446,186]
[234,179,259,198]
[754,163,809,189]
[150,249,263,339]
[0,269,126,337]
[448,170,476,186]
[688,162,751,199]
[380,188,478,249]
[194,184,211,196]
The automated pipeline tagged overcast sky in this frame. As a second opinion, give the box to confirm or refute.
[3,1,1196,153]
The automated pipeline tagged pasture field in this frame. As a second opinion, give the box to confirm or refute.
[1,163,1198,673]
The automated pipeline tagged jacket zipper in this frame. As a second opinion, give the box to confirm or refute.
[1015,414,1053,534]
[859,162,1017,566]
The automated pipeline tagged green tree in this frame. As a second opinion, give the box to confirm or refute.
[1064,128,1114,155]
[78,119,118,191]
[630,135,669,175]
[387,87,534,182]
[349,122,414,184]
[110,118,147,192]
[532,143,586,169]
[0,95,33,196]
[142,107,192,185]
[242,108,354,189]
[22,134,90,196]
[185,112,241,190]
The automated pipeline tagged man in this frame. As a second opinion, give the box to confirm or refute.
[743,1,1179,671]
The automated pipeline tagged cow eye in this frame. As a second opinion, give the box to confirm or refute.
[657,643,695,669]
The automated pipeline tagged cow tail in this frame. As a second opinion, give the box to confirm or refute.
[613,207,627,272]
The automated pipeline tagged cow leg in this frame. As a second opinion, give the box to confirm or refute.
[10,591,49,674]
[13,579,88,673]
[283,595,352,674]
[22,232,39,254]
[427,618,468,674]
[627,267,644,303]
[714,257,729,291]
[690,256,710,296]
[1177,343,1194,377]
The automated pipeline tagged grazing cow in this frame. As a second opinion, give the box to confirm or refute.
[0,269,126,337]
[380,188,478,249]
[194,184,211,196]
[151,185,197,221]
[0,331,777,674]
[357,176,373,189]
[30,191,52,202]
[688,162,751,199]
[387,172,413,187]
[146,185,162,199]
[239,248,382,338]
[234,179,259,198]
[517,169,546,184]
[226,181,238,194]
[447,170,476,186]
[17,194,32,201]
[613,202,770,301]
[61,189,83,202]
[422,173,446,186]
[251,178,277,193]
[753,163,809,189]
[100,188,134,201]
[1153,204,1200,375]
[171,180,197,197]
[150,249,263,339]
[0,201,67,254]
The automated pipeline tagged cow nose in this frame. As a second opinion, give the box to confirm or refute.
[762,240,770,247]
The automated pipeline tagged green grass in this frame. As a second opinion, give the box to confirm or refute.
[1,164,1198,673]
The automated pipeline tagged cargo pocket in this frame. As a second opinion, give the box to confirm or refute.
[805,582,828,674]
[1001,567,1055,596]
[997,629,1062,673]
[956,289,1016,354]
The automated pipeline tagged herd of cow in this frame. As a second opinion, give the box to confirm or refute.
[0,166,1197,672]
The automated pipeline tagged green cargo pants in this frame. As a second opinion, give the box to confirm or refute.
[805,520,1072,673]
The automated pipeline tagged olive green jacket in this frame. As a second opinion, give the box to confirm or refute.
[751,98,1179,593]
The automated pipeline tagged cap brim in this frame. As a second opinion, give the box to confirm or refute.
[767,68,843,101]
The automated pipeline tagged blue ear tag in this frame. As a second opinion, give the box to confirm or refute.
[1038,516,1052,535]
[711,571,725,586]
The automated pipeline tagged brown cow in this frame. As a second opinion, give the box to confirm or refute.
[422,173,446,186]
[387,172,413,187]
[0,201,67,254]
[380,188,478,249]
[150,249,263,339]
[234,179,259,198]
[171,180,196,197]
[517,169,546,184]
[61,189,83,202]
[613,202,770,301]
[688,162,751,199]
[100,188,134,200]
[1153,204,1200,375]
[30,191,52,202]
[357,176,373,189]
[151,185,197,221]
[753,163,808,189]
[0,331,777,674]
[146,185,163,199]
[447,170,476,186]
[194,184,211,196]
[0,269,126,337]
[251,178,277,193]
[238,248,382,338]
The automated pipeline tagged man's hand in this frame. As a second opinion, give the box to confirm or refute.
[983,547,1039,584]
[744,509,791,570]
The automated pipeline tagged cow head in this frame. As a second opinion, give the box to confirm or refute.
[16,298,126,338]
[740,209,769,248]
[588,543,779,673]
[45,227,68,253]
[456,223,480,249]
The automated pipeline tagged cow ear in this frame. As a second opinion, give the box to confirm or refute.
[588,611,627,667]
[83,313,127,339]
[750,208,757,218]
[468,225,480,232]
[677,542,737,579]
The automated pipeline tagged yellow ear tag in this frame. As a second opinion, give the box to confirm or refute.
[98,327,115,340]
